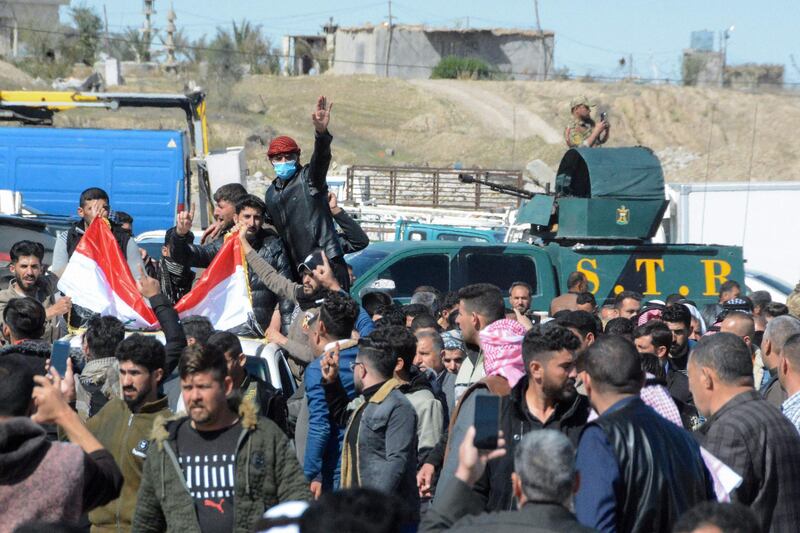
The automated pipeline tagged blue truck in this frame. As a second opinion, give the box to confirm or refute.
[0,90,208,234]
[0,127,186,233]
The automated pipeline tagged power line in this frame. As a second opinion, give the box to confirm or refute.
[12,22,800,87]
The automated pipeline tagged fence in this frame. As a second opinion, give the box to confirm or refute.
[345,165,525,211]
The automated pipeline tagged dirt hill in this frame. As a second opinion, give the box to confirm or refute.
[44,71,800,184]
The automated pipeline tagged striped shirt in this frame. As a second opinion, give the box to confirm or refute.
[782,391,800,434]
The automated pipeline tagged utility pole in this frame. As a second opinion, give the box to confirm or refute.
[142,0,155,62]
[533,0,547,81]
[103,4,110,55]
[628,53,633,80]
[165,4,177,71]
[384,0,394,77]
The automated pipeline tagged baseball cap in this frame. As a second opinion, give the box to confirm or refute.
[570,95,596,110]
[298,249,325,274]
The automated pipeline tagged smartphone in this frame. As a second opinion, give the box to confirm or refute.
[50,340,71,377]
[473,393,501,450]
[600,112,608,122]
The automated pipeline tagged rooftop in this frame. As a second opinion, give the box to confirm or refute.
[337,24,554,38]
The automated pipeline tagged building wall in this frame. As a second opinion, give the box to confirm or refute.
[332,26,554,80]
[682,50,723,87]
[0,0,69,56]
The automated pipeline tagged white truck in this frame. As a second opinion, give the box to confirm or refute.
[664,182,800,301]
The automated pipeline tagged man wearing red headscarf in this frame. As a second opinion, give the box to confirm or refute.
[263,96,351,290]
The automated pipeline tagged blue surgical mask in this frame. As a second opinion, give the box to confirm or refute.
[274,161,297,180]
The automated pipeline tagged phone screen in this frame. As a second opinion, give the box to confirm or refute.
[473,393,500,450]
[50,340,71,377]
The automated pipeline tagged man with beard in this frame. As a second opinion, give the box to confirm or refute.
[0,240,71,342]
[202,183,248,244]
[170,194,291,335]
[83,333,170,533]
[662,304,695,404]
[240,230,373,381]
[469,325,591,511]
[133,343,308,532]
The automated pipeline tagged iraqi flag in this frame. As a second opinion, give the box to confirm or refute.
[174,230,254,331]
[57,217,158,329]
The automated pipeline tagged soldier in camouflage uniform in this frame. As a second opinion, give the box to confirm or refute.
[565,95,609,148]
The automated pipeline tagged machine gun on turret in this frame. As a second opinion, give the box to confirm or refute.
[458,173,534,200]
[463,147,669,244]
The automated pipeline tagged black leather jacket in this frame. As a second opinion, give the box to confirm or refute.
[264,131,343,276]
[169,227,291,332]
[472,375,591,512]
[593,397,714,533]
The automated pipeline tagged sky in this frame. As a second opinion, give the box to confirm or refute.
[68,0,800,84]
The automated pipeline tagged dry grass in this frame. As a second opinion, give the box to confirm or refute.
[31,69,800,183]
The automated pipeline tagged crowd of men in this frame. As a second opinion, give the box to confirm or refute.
[2,95,800,533]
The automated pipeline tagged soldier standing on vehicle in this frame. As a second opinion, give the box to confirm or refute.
[565,96,609,148]
[263,96,351,291]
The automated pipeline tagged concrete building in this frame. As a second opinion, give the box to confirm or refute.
[330,24,554,80]
[682,49,724,86]
[0,0,69,57]
[281,34,329,76]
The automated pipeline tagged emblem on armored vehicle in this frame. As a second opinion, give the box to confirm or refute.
[616,205,630,225]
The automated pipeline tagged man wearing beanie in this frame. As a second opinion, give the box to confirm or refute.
[264,96,350,290]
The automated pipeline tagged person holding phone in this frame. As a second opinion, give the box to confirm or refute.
[565,95,609,148]
[421,429,594,533]
[263,96,352,291]
[0,356,122,530]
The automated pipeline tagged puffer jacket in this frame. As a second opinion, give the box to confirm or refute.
[263,131,343,275]
[169,226,291,333]
[132,399,309,533]
[85,396,171,533]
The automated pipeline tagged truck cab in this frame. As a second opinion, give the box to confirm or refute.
[348,241,557,309]
[394,220,505,243]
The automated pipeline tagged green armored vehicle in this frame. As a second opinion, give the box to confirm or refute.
[348,147,744,310]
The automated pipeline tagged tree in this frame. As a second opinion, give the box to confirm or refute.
[68,6,102,65]
[210,20,278,75]
[123,27,154,63]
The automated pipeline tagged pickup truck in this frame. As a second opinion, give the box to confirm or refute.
[349,147,746,311]
[347,241,744,311]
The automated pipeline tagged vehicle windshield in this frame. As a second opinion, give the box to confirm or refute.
[346,249,390,278]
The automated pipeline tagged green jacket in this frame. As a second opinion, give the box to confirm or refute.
[132,399,309,533]
[86,396,171,533]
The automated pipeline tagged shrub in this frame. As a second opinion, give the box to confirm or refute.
[431,56,492,80]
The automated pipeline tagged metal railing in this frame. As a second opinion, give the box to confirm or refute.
[345,165,525,211]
